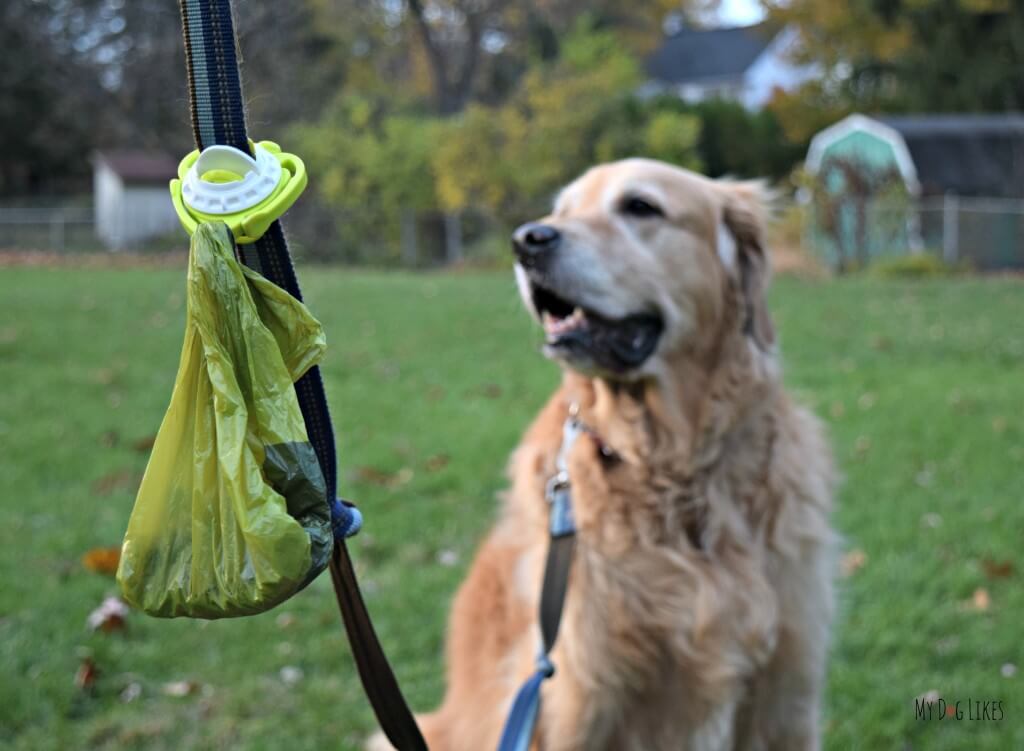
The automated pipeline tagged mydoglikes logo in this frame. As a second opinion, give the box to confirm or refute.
[915,691,1004,721]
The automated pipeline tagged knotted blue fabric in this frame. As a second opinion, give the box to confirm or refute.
[330,498,363,539]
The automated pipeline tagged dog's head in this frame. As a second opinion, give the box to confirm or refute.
[513,158,774,378]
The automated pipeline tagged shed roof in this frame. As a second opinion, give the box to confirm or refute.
[645,23,777,84]
[879,114,1024,198]
[94,151,178,184]
[805,114,920,193]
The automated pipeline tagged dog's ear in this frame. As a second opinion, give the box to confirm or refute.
[718,181,775,351]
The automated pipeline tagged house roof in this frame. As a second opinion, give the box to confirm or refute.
[879,114,1024,198]
[94,150,178,184]
[645,23,777,84]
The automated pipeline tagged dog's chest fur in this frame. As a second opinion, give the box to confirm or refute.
[509,386,786,748]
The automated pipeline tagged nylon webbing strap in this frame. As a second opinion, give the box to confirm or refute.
[497,415,580,751]
[178,3,426,749]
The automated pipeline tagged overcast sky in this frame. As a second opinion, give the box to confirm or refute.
[718,0,766,25]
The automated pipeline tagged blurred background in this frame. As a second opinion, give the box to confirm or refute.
[2,1,1023,750]
[3,0,1023,271]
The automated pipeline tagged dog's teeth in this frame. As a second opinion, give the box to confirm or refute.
[572,307,584,320]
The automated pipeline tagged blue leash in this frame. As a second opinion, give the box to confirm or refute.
[497,413,582,751]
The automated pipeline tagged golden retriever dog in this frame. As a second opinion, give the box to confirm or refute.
[372,158,836,751]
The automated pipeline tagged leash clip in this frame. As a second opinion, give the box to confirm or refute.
[545,470,570,503]
[170,140,307,244]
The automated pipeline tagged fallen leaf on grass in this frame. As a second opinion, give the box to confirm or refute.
[960,587,991,612]
[275,612,295,629]
[91,469,142,496]
[424,454,450,473]
[99,430,120,448]
[468,383,503,399]
[0,325,19,344]
[353,466,414,489]
[162,680,199,697]
[75,658,98,690]
[120,682,142,703]
[915,465,935,488]
[82,547,121,576]
[92,368,116,386]
[840,549,867,577]
[87,596,129,632]
[131,434,157,452]
[982,558,1014,580]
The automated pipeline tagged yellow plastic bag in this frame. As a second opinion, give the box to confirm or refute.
[117,222,332,618]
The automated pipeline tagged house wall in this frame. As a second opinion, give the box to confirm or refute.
[739,27,819,109]
[676,78,745,104]
[94,164,124,248]
[93,164,178,250]
[118,187,179,249]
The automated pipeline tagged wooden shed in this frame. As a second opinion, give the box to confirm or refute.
[804,113,1024,270]
[804,114,919,270]
[93,151,180,250]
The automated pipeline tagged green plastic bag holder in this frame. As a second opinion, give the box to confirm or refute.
[117,222,332,618]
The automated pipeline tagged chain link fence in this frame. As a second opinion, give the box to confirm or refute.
[0,199,500,266]
[916,196,1024,270]
[0,207,101,253]
[805,194,1024,271]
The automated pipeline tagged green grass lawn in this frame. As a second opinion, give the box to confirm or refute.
[1,265,1021,750]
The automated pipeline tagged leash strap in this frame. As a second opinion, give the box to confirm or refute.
[178,3,426,749]
[497,415,581,751]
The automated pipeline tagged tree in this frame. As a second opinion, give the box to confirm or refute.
[294,95,442,262]
[433,23,702,223]
[767,0,1024,112]
[0,1,115,194]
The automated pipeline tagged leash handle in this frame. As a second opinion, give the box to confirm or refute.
[178,3,426,748]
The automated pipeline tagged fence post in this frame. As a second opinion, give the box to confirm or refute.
[444,212,463,265]
[942,193,959,264]
[400,207,418,267]
[49,212,65,253]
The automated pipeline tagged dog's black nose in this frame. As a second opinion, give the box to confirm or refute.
[512,222,560,268]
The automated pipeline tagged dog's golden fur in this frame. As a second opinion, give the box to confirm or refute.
[371,159,836,750]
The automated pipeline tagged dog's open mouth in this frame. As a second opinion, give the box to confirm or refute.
[529,282,663,373]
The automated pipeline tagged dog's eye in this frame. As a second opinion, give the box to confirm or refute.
[620,196,664,219]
